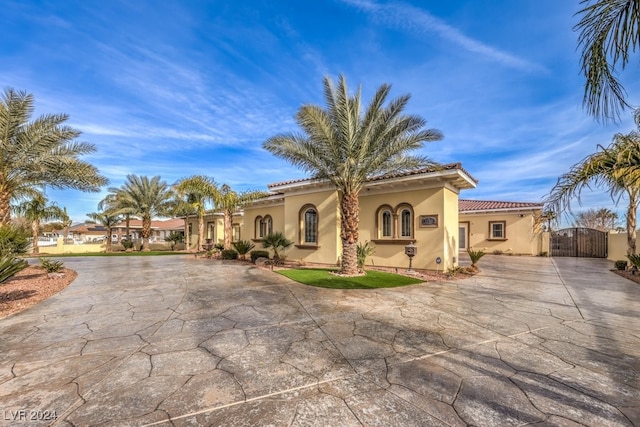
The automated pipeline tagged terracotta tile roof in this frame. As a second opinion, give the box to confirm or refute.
[459,199,543,212]
[268,163,477,189]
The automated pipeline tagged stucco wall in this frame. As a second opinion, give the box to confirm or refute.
[283,190,340,264]
[359,186,457,270]
[608,232,639,261]
[459,211,542,255]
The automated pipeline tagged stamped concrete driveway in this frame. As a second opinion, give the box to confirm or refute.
[0,255,639,426]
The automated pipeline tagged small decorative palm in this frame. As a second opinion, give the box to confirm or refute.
[232,240,256,260]
[468,249,485,268]
[627,254,640,273]
[262,232,293,264]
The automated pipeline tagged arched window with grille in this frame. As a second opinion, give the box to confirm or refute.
[400,208,413,238]
[382,210,392,237]
[255,216,264,238]
[264,215,273,236]
[300,205,318,244]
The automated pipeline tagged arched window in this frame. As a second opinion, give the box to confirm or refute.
[382,210,392,237]
[400,208,412,237]
[264,215,273,236]
[299,205,318,244]
[255,216,264,238]
[304,209,317,243]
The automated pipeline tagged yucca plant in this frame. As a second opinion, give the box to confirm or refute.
[357,241,375,272]
[232,240,255,260]
[39,257,64,273]
[468,249,486,269]
[0,255,28,284]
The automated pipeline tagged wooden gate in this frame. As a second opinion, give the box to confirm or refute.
[551,228,608,258]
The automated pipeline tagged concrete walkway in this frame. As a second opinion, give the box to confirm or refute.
[0,255,638,426]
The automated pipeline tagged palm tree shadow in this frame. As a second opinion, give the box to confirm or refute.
[0,289,37,302]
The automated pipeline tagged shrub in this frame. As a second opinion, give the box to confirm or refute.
[615,260,628,270]
[165,231,184,250]
[357,241,375,271]
[492,249,503,255]
[232,240,255,260]
[626,254,640,270]
[220,249,238,260]
[121,239,134,250]
[262,232,293,261]
[467,249,485,267]
[0,225,30,256]
[0,255,28,284]
[538,251,548,257]
[250,250,270,262]
[214,243,225,251]
[39,257,64,273]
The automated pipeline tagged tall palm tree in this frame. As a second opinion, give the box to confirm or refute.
[13,193,66,254]
[166,191,198,251]
[99,190,137,242]
[0,88,108,225]
[264,74,443,275]
[174,175,217,251]
[546,113,640,255]
[213,184,269,250]
[575,0,640,122]
[110,175,173,251]
[86,211,123,252]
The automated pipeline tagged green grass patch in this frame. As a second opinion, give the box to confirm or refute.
[276,268,423,289]
[31,251,188,258]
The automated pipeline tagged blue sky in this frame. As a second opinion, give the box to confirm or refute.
[3,0,639,224]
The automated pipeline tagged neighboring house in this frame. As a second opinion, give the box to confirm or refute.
[112,218,185,242]
[242,163,477,270]
[68,223,108,243]
[458,199,545,255]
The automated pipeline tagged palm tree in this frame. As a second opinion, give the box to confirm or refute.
[174,175,217,251]
[109,175,173,251]
[262,231,293,263]
[213,184,268,250]
[0,88,108,225]
[13,193,66,254]
[166,192,198,251]
[546,113,640,255]
[86,211,123,252]
[263,75,443,275]
[60,207,72,242]
[575,0,640,122]
[99,189,139,243]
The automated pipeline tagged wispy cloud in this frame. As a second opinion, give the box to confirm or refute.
[341,0,546,72]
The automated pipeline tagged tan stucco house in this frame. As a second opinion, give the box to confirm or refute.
[241,163,477,270]
[185,165,547,270]
[458,199,545,256]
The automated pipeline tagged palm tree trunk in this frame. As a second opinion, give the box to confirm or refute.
[197,213,204,251]
[627,190,638,256]
[31,219,40,255]
[184,215,190,250]
[0,188,11,226]
[106,226,113,252]
[224,209,232,250]
[142,216,151,251]
[340,192,360,275]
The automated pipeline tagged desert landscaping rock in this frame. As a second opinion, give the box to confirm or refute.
[0,255,639,426]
